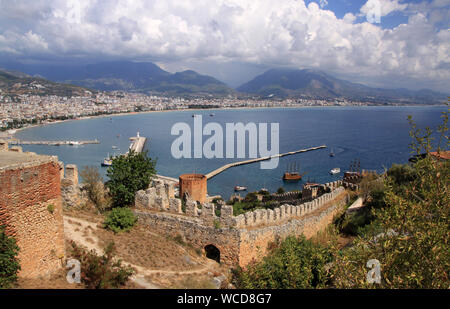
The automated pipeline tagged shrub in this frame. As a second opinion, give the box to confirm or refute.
[68,240,135,289]
[0,226,20,288]
[80,166,111,213]
[232,236,332,289]
[106,150,156,208]
[276,187,285,194]
[104,207,137,233]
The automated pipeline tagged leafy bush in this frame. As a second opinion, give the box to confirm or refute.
[106,150,156,208]
[68,240,135,289]
[0,226,20,288]
[104,207,137,233]
[232,236,332,289]
[276,187,285,194]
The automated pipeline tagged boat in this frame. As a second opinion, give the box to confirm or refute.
[330,148,335,157]
[282,162,305,182]
[330,168,341,175]
[101,158,112,167]
[210,113,215,117]
[112,146,119,149]
[69,141,80,146]
[234,186,248,192]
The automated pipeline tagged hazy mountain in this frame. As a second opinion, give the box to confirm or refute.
[0,69,94,97]
[2,61,235,96]
[237,68,448,104]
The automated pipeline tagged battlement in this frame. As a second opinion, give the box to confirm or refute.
[135,179,345,230]
[232,186,345,228]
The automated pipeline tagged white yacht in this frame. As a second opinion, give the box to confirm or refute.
[330,167,341,175]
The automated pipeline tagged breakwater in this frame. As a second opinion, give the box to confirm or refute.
[127,133,146,154]
[205,145,327,179]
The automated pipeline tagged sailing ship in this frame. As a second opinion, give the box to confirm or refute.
[282,162,305,182]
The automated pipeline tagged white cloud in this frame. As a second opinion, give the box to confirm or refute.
[0,0,448,91]
[360,0,408,18]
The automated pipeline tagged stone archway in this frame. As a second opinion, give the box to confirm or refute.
[204,244,220,263]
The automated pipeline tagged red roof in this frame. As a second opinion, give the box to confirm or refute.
[430,151,450,160]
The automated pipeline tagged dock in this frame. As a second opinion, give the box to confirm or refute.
[8,139,100,146]
[205,145,326,179]
[127,132,147,154]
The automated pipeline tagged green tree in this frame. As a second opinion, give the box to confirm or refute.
[332,108,449,288]
[106,150,156,208]
[0,226,21,288]
[232,236,332,289]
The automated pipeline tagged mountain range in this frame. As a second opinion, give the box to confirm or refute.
[1,61,447,104]
[0,69,94,98]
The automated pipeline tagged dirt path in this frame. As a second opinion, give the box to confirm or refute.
[63,215,217,289]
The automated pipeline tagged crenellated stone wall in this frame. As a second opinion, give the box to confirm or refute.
[134,181,348,267]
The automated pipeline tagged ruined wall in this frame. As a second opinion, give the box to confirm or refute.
[0,157,65,278]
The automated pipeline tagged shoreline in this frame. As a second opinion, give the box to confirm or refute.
[9,104,447,138]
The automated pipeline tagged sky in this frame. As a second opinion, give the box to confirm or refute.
[0,0,449,92]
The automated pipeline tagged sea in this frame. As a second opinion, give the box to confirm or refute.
[13,106,447,200]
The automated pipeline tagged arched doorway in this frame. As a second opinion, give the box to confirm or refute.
[204,244,220,263]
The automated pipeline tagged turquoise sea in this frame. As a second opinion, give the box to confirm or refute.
[14,106,447,199]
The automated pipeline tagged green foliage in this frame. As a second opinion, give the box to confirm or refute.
[68,240,135,289]
[276,187,285,194]
[213,219,221,229]
[232,236,332,289]
[0,226,20,288]
[332,108,449,288]
[106,150,156,208]
[387,164,417,186]
[47,204,55,214]
[104,207,138,233]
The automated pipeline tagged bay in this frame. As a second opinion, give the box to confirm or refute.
[14,106,447,200]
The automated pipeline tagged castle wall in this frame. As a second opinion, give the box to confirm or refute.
[237,190,348,266]
[134,181,348,267]
[135,210,241,267]
[0,158,65,278]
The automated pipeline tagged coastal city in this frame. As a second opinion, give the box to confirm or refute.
[0,0,448,297]
[1,89,389,131]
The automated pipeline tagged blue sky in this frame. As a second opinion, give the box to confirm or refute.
[0,0,448,92]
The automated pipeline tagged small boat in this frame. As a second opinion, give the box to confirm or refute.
[101,158,112,167]
[112,146,119,149]
[69,141,80,146]
[330,148,335,157]
[210,113,215,117]
[330,168,341,175]
[234,186,248,192]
